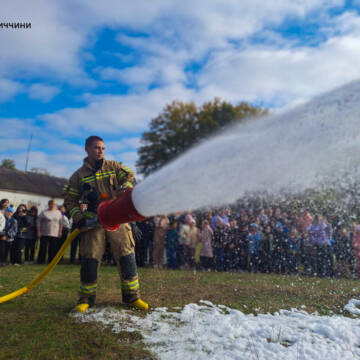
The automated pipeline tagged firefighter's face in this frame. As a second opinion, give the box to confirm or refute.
[86,140,105,161]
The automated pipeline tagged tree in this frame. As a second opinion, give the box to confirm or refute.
[1,159,15,169]
[136,98,267,176]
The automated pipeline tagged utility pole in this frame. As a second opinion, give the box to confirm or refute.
[25,134,33,172]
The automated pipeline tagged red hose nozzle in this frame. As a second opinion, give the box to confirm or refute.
[97,188,147,231]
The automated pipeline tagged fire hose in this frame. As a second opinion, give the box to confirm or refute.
[0,188,146,304]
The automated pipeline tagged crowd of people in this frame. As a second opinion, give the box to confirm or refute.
[1,196,360,280]
[134,207,360,279]
[0,198,80,266]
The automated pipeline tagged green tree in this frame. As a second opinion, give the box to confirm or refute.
[136,98,267,176]
[1,159,15,169]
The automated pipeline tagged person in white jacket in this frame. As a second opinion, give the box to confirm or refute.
[0,205,7,266]
[0,205,6,234]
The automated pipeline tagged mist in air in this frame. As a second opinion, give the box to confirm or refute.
[133,81,360,217]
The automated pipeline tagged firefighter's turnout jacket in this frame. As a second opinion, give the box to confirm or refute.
[64,158,134,223]
[64,157,140,304]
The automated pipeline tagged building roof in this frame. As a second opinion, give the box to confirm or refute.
[0,166,68,198]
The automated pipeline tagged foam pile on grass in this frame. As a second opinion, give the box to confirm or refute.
[73,300,360,360]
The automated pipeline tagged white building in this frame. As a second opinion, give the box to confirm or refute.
[0,166,67,212]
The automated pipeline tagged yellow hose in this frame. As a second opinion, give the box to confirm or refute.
[0,228,80,304]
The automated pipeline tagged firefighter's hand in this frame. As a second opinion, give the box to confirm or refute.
[77,216,98,232]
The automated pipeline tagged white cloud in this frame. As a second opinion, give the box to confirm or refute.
[28,83,60,102]
[110,150,139,177]
[0,118,87,176]
[116,151,138,163]
[106,137,141,152]
[0,78,24,101]
[7,151,69,178]
[0,1,87,82]
[0,138,29,152]
[0,0,345,84]
[196,12,360,107]
[98,61,186,88]
[0,118,35,137]
[41,84,196,135]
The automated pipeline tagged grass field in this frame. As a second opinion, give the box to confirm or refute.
[1,264,359,359]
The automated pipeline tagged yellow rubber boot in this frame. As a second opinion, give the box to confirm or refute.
[75,303,89,313]
[131,299,149,311]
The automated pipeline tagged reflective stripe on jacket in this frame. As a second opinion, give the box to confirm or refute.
[64,157,134,224]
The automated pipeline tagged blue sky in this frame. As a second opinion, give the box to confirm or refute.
[1,0,360,178]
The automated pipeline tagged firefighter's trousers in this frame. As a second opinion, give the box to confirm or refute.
[78,224,140,305]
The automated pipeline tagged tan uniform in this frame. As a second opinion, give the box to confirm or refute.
[64,157,140,304]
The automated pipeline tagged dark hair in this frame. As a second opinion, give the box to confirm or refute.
[16,204,27,213]
[30,206,38,215]
[169,219,177,227]
[48,199,56,206]
[85,136,104,148]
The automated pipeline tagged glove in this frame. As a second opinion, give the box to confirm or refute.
[77,215,98,231]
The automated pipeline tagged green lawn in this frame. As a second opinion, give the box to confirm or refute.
[0,264,359,359]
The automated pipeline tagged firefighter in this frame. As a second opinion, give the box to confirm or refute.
[64,135,148,312]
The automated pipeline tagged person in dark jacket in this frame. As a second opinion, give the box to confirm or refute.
[165,220,179,269]
[247,224,262,272]
[12,204,28,265]
[213,218,230,271]
[24,206,38,264]
[272,221,286,274]
[0,207,18,266]
[237,222,249,271]
[334,226,356,278]
[136,218,155,266]
[259,225,273,273]
[224,219,239,271]
[286,227,302,275]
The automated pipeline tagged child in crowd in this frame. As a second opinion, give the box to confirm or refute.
[308,214,332,278]
[165,220,179,269]
[259,225,273,273]
[189,219,199,268]
[282,217,291,237]
[199,219,214,271]
[258,208,269,228]
[212,218,229,271]
[247,224,261,272]
[351,224,360,279]
[334,226,355,278]
[153,214,169,269]
[224,219,238,271]
[272,222,286,274]
[237,223,249,271]
[286,227,302,275]
[251,217,263,233]
[324,218,335,277]
[178,215,192,269]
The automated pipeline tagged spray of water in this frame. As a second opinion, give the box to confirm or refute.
[133,80,360,217]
